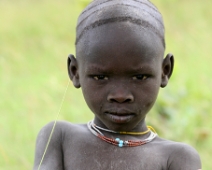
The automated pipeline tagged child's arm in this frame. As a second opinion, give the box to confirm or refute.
[168,143,201,170]
[33,122,64,170]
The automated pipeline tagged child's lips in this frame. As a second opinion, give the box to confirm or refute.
[105,112,135,124]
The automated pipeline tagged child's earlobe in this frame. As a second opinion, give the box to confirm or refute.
[67,54,81,88]
[161,53,174,88]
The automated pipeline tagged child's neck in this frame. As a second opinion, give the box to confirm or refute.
[87,120,157,147]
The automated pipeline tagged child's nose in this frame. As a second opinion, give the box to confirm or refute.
[107,86,134,103]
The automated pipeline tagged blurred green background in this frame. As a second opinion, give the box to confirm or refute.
[0,0,211,169]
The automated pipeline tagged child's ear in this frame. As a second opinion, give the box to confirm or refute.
[67,54,81,88]
[161,53,174,88]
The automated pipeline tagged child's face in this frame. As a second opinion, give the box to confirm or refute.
[74,23,166,131]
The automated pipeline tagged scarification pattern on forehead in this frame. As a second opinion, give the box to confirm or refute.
[76,0,165,47]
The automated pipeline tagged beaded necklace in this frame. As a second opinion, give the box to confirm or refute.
[93,123,156,135]
[87,121,157,147]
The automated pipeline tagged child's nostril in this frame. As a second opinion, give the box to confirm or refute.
[125,99,132,103]
[108,95,134,103]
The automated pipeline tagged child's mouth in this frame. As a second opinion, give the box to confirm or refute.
[105,112,134,124]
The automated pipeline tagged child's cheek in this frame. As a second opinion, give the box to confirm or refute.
[81,82,104,114]
[136,80,160,106]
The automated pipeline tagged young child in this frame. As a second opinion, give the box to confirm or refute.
[33,0,202,169]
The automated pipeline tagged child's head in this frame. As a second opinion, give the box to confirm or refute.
[75,0,165,48]
[68,0,174,131]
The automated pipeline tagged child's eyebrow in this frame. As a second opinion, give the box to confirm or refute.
[85,65,154,73]
[85,65,108,73]
[127,65,155,73]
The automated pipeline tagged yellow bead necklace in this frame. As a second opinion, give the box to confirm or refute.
[92,122,157,135]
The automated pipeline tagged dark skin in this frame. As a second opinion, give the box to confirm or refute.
[33,22,201,170]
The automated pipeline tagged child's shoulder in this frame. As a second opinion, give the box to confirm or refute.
[33,121,88,169]
[154,137,201,169]
[156,136,195,148]
[156,137,199,154]
[35,120,89,152]
[38,120,87,140]
[40,120,86,131]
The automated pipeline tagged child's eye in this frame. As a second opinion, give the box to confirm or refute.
[93,75,108,80]
[132,75,148,80]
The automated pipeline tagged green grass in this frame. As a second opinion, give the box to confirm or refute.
[0,0,211,169]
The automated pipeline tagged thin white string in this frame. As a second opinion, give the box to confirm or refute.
[37,81,70,170]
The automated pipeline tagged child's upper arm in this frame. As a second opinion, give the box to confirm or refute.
[167,143,201,170]
[33,122,64,170]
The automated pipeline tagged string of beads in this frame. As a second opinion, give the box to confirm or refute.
[87,121,157,147]
[93,122,157,135]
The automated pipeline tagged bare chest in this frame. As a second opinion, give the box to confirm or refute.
[63,143,168,170]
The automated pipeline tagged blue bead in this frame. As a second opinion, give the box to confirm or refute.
[115,138,120,142]
[119,140,124,144]
[118,143,123,147]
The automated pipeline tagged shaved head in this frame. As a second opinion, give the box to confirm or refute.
[76,0,165,48]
